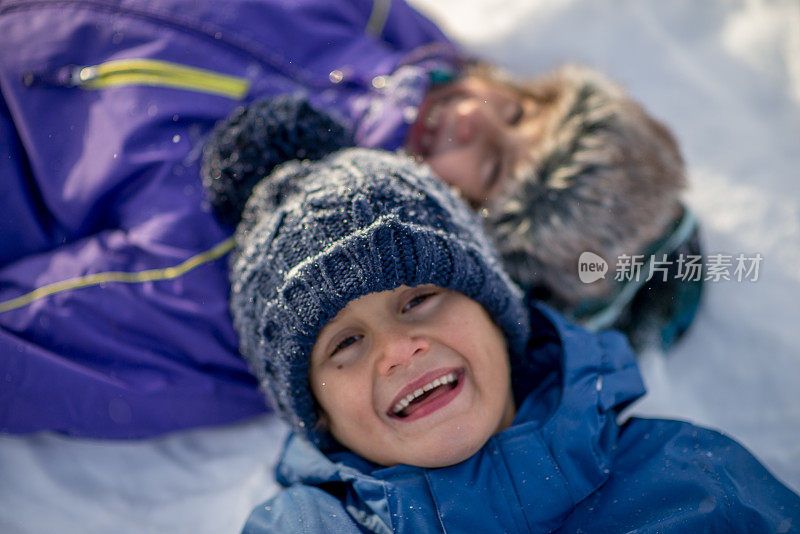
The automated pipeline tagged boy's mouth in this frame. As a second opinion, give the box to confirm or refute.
[388,369,463,420]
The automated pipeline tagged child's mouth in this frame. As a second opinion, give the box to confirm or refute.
[389,370,462,419]
[407,92,460,159]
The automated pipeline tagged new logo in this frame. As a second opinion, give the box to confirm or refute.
[578,252,608,284]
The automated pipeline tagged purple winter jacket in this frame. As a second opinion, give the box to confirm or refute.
[0,0,457,438]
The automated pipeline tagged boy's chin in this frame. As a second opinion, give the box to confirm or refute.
[417,447,482,469]
[391,435,487,469]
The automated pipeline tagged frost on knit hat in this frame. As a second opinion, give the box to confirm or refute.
[227,148,530,448]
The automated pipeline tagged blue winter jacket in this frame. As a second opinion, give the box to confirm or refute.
[243,305,800,533]
[0,0,457,438]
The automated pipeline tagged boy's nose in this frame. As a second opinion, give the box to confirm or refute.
[376,330,429,376]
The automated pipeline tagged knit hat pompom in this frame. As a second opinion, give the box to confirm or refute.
[201,94,353,226]
[229,148,530,448]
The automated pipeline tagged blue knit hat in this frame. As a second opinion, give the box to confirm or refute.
[228,148,530,448]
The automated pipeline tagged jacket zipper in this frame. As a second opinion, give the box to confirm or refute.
[26,58,250,100]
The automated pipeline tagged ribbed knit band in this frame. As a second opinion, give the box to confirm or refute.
[229,148,529,448]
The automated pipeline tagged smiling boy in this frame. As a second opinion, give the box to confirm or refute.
[310,284,515,468]
[225,148,799,533]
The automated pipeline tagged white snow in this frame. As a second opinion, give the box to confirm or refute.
[1,1,798,533]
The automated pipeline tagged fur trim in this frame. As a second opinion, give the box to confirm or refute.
[485,65,685,309]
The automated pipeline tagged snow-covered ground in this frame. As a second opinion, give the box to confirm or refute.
[1,1,798,532]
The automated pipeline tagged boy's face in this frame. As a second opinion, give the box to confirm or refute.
[310,285,515,468]
[405,76,549,205]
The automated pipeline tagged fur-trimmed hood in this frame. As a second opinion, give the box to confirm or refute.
[485,65,685,309]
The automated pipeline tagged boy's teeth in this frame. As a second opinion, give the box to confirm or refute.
[392,372,457,415]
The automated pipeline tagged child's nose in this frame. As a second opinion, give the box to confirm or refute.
[453,99,483,146]
[376,330,429,376]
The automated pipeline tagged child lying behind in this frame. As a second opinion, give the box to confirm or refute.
[204,64,700,352]
[218,149,798,532]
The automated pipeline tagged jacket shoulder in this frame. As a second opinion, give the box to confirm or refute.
[558,417,800,533]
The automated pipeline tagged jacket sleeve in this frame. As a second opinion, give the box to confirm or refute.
[698,426,800,533]
[0,197,267,438]
[558,417,800,533]
[242,486,363,534]
[0,103,267,437]
[0,3,270,438]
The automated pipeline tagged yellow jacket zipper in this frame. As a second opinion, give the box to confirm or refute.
[71,58,249,99]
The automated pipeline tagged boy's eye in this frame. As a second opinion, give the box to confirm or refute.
[330,335,363,357]
[402,291,437,313]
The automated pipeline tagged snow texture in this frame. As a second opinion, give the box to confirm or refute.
[0,1,798,533]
